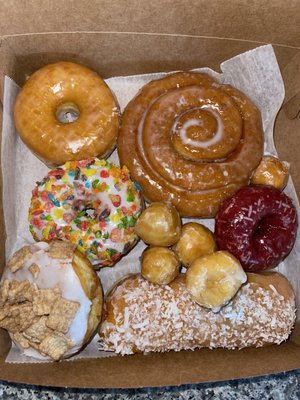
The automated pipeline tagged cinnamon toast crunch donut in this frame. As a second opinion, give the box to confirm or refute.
[0,241,103,361]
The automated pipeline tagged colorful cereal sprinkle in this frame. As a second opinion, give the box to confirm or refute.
[28,158,143,267]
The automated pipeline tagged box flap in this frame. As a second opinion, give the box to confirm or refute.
[0,330,300,388]
[1,0,300,48]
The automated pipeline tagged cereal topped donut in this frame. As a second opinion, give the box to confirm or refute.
[28,158,143,268]
[0,241,103,361]
[14,62,120,167]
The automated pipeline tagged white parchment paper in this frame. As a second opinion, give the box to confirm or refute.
[2,44,300,363]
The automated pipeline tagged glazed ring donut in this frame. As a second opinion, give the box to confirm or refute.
[28,158,143,268]
[14,62,120,167]
[118,71,264,217]
[215,185,298,272]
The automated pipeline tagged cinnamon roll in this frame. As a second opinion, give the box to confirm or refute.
[118,72,264,217]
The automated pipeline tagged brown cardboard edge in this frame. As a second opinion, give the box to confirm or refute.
[0,324,300,389]
[1,0,300,48]
[0,317,299,389]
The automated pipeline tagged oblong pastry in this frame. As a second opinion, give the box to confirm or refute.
[117,72,264,217]
[98,273,296,355]
[14,62,120,167]
[0,241,103,361]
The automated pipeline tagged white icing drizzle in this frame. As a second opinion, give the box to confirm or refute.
[1,242,92,360]
[173,107,224,149]
[136,104,237,193]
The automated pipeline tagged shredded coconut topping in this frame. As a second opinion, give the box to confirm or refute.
[99,276,296,355]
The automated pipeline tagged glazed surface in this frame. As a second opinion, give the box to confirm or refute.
[118,72,264,217]
[215,185,298,271]
[14,62,120,166]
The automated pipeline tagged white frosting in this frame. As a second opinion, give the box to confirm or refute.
[1,242,92,360]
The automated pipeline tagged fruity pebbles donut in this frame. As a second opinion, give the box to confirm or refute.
[29,158,143,268]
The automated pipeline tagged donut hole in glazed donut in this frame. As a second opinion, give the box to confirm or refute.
[251,213,292,264]
[55,102,80,124]
[72,198,103,220]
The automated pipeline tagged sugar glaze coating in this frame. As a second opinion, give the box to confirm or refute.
[118,72,264,217]
[14,62,120,167]
[215,185,298,272]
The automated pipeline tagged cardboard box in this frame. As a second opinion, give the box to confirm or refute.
[0,0,300,389]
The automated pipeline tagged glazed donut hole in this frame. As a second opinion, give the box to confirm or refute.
[173,222,217,267]
[141,246,180,285]
[186,250,247,311]
[250,155,289,191]
[134,202,182,247]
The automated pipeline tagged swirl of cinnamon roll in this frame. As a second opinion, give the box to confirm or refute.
[117,72,264,217]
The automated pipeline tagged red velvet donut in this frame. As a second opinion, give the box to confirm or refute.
[215,185,298,272]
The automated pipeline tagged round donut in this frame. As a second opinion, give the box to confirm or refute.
[0,241,103,361]
[214,185,298,272]
[14,62,120,167]
[28,158,143,268]
[118,71,264,217]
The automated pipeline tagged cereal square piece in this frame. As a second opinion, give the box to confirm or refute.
[32,288,61,316]
[23,283,39,302]
[39,332,73,361]
[13,332,30,349]
[48,241,76,260]
[0,305,10,321]
[0,314,20,333]
[8,303,22,318]
[0,280,10,304]
[29,263,40,279]
[46,297,80,333]
[29,340,43,352]
[7,246,33,273]
[7,280,31,304]
[18,304,37,331]
[0,303,36,333]
[23,316,52,343]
